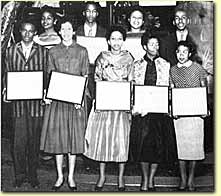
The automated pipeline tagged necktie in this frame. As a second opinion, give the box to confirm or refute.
[88,28,92,36]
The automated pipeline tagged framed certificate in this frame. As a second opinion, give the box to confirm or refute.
[122,37,146,60]
[46,71,87,105]
[76,36,108,64]
[95,81,131,111]
[133,85,169,114]
[171,87,208,117]
[6,71,43,100]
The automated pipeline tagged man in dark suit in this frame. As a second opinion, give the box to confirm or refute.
[76,1,106,118]
[76,1,106,171]
[160,7,200,66]
[3,18,47,188]
[76,1,106,37]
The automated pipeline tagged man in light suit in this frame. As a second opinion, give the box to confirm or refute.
[3,18,47,188]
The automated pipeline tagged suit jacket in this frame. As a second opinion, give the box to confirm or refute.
[76,23,106,37]
[4,42,48,118]
[160,31,199,66]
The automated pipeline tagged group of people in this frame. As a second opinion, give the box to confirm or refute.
[2,1,209,192]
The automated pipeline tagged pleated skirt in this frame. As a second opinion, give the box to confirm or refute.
[84,108,131,162]
[40,101,86,154]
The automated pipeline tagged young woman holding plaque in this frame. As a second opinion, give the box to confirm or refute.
[84,26,134,191]
[170,41,208,191]
[129,31,177,192]
[40,17,89,191]
[33,6,61,49]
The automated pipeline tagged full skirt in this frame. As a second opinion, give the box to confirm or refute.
[40,101,86,154]
[84,107,131,162]
[129,113,177,163]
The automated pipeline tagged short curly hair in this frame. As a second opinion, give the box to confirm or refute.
[141,30,160,47]
[57,16,74,31]
[106,25,127,41]
[176,41,194,54]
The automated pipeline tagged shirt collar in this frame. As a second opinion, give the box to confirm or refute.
[60,40,76,48]
[21,41,34,50]
[84,22,97,37]
[176,29,188,41]
[177,60,192,68]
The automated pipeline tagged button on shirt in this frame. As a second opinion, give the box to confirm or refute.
[21,41,34,61]
[84,23,97,37]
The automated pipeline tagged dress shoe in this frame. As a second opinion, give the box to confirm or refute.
[94,178,105,191]
[94,185,104,191]
[187,186,196,192]
[140,187,148,192]
[67,181,77,191]
[118,186,126,192]
[177,187,187,192]
[148,187,156,192]
[51,178,64,191]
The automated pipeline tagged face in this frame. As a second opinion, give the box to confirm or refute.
[59,22,74,42]
[129,10,144,30]
[41,11,55,30]
[176,45,191,64]
[84,4,98,23]
[173,11,189,31]
[108,31,124,52]
[145,38,159,57]
[20,23,36,43]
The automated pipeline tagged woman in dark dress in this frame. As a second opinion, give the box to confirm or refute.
[129,31,177,191]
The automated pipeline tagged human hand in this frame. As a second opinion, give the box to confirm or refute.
[2,88,11,103]
[43,89,52,105]
[173,115,180,120]
[74,104,81,110]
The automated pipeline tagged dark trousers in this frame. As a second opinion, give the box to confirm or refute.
[13,114,42,182]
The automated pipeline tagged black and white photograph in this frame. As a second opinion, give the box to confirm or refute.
[1,1,214,192]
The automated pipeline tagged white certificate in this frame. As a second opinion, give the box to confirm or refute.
[76,36,108,64]
[133,85,169,114]
[122,37,146,60]
[95,81,131,111]
[7,71,43,100]
[172,87,208,116]
[46,71,87,105]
